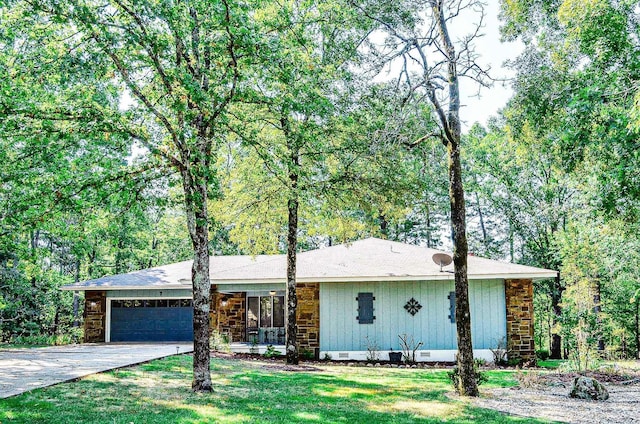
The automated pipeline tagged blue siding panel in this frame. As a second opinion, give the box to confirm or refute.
[319,279,506,351]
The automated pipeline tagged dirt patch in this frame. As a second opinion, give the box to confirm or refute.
[465,371,640,424]
[211,351,321,372]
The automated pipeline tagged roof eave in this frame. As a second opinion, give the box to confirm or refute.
[62,271,558,291]
[60,284,192,291]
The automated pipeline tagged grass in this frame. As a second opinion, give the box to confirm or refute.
[0,356,554,424]
[536,359,565,369]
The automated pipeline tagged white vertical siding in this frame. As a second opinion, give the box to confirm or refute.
[319,279,506,351]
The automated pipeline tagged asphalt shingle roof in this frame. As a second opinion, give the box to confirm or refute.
[61,237,557,290]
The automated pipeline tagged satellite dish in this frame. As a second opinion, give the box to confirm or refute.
[432,253,453,271]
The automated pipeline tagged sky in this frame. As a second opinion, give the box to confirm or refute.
[453,1,524,130]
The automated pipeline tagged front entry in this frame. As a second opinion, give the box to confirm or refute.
[246,293,285,344]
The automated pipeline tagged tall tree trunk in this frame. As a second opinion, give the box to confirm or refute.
[286,193,299,365]
[73,259,80,328]
[379,212,388,239]
[181,164,212,392]
[285,122,300,365]
[593,279,605,353]
[635,298,639,359]
[475,191,488,248]
[448,141,478,397]
[550,273,564,359]
[431,0,478,397]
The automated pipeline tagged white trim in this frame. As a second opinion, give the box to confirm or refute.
[210,272,557,284]
[61,285,191,291]
[105,295,193,343]
[319,349,496,363]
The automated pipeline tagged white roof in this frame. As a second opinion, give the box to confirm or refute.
[61,237,557,291]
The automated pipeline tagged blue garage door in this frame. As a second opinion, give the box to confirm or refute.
[110,299,193,342]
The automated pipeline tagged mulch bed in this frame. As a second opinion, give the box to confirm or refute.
[466,367,640,424]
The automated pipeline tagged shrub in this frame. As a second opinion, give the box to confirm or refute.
[300,348,315,360]
[536,349,550,361]
[364,336,380,362]
[209,329,230,352]
[474,358,487,367]
[447,363,488,389]
[263,344,282,359]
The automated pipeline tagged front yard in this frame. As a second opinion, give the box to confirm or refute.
[0,355,547,423]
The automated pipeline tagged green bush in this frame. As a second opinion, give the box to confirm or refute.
[447,363,488,389]
[209,329,230,352]
[300,348,315,360]
[263,344,282,359]
[536,349,550,361]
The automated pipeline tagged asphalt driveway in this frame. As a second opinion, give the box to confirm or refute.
[0,343,193,398]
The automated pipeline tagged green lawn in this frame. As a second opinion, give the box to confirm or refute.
[0,356,553,423]
[536,359,566,369]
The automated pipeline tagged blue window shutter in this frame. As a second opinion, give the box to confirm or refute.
[448,291,456,323]
[356,292,375,324]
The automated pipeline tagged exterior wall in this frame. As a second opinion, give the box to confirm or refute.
[210,289,246,343]
[319,279,506,352]
[296,282,320,352]
[505,278,535,362]
[84,291,107,343]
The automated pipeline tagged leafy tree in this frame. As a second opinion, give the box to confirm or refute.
[355,0,495,396]
[1,0,266,391]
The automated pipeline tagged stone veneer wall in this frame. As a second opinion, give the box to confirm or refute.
[505,279,535,362]
[84,291,106,343]
[296,282,320,353]
[210,289,246,343]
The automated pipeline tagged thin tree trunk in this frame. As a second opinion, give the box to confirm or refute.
[432,0,478,397]
[73,259,80,328]
[635,298,639,359]
[448,141,478,397]
[593,279,604,353]
[550,273,563,359]
[181,165,213,392]
[475,191,487,247]
[285,121,300,365]
[379,212,388,239]
[286,193,299,365]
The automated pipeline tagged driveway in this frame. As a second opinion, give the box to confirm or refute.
[0,343,193,399]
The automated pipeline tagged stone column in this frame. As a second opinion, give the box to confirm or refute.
[505,279,535,362]
[296,282,320,356]
[213,292,246,343]
[84,291,106,343]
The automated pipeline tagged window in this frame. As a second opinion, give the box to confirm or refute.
[448,291,456,323]
[247,297,259,328]
[260,296,272,327]
[356,292,375,324]
[273,296,285,327]
[246,294,285,328]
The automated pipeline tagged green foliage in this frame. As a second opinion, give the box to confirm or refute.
[263,344,282,359]
[299,348,315,360]
[536,349,550,361]
[447,363,488,389]
[209,329,230,353]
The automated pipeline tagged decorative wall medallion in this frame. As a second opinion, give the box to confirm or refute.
[404,298,422,316]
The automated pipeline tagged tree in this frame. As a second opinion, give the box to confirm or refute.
[356,0,493,396]
[5,0,263,391]
[216,0,371,364]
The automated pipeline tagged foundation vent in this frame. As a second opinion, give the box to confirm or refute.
[420,351,431,358]
[338,352,349,359]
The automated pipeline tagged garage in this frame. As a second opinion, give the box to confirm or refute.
[110,299,194,342]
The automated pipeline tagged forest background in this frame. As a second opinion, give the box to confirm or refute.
[1,0,639,372]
